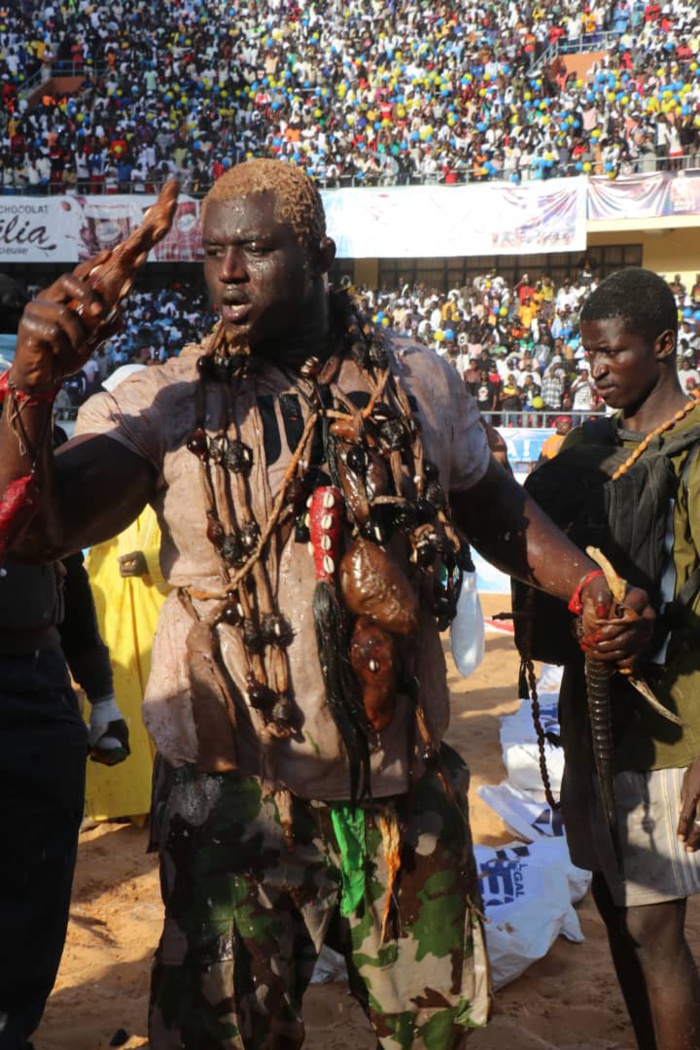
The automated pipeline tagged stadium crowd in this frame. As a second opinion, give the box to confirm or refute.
[0,0,699,193]
[44,262,700,429]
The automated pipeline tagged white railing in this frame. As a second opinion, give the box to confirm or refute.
[1,153,697,197]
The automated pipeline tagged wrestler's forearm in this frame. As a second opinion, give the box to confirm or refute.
[1,257,158,558]
[450,455,597,603]
[0,393,62,556]
[0,395,154,560]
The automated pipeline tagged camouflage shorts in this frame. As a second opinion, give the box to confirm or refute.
[149,745,490,1050]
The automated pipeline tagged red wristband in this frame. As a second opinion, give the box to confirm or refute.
[0,370,62,406]
[568,569,605,615]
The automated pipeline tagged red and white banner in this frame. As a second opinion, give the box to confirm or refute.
[0,180,589,264]
[0,194,204,265]
[2,170,697,265]
[323,178,588,258]
[587,169,700,221]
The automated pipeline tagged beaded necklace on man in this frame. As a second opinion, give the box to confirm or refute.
[180,290,464,800]
[611,399,697,479]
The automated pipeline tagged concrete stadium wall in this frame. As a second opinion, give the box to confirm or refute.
[588,224,700,290]
[350,223,700,290]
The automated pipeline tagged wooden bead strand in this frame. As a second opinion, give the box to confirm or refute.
[611,400,697,481]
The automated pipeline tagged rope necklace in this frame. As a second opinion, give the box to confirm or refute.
[611,399,697,480]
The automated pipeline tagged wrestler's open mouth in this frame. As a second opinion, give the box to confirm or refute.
[221,302,252,323]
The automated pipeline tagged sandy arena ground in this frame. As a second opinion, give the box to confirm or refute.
[36,594,700,1049]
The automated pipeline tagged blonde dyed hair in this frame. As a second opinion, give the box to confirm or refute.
[202,159,327,252]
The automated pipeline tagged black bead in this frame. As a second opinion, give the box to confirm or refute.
[271,698,295,729]
[425,478,446,509]
[220,535,244,567]
[197,355,215,378]
[368,343,388,369]
[422,746,440,770]
[186,427,208,460]
[371,401,395,422]
[242,619,265,655]
[361,518,386,544]
[346,445,368,476]
[220,599,243,627]
[415,499,434,524]
[390,500,419,529]
[222,440,253,474]
[246,674,276,710]
[295,519,310,544]
[379,418,407,452]
[415,540,435,567]
[240,521,260,552]
[261,613,294,648]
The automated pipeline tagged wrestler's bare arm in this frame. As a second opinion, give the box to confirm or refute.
[55,436,155,556]
[0,183,177,558]
[0,270,155,560]
[450,455,654,662]
[450,456,591,601]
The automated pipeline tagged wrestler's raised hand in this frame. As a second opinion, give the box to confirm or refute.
[10,179,179,392]
[12,257,115,391]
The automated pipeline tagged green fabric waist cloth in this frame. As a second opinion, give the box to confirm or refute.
[329,803,368,917]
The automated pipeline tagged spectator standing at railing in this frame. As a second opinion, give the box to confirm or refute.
[551,304,577,342]
[519,293,538,334]
[463,356,482,393]
[679,317,700,352]
[691,274,700,308]
[474,366,500,415]
[499,373,522,425]
[556,277,580,314]
[570,364,598,421]
[669,272,688,303]
[541,356,567,412]
[521,372,544,426]
[539,274,556,320]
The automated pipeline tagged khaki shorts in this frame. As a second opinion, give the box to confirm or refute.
[561,763,700,907]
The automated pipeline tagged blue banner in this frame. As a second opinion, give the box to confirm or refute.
[497,427,551,471]
[474,428,549,594]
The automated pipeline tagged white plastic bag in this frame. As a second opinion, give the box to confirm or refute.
[500,696,565,795]
[477,780,565,840]
[450,571,485,677]
[474,838,589,989]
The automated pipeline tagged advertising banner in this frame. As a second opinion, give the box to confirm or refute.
[324,178,588,258]
[587,169,700,221]
[0,180,589,264]
[2,169,697,265]
[0,194,205,264]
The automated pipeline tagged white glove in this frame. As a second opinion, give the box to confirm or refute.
[88,695,130,766]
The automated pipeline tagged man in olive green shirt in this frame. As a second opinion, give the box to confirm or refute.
[557,268,700,1050]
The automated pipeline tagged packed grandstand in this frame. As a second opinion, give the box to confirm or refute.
[1,0,700,430]
[0,0,699,192]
